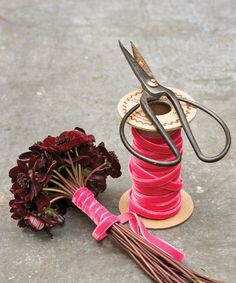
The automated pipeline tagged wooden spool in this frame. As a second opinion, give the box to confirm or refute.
[117,87,197,229]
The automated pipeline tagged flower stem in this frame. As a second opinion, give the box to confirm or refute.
[50,196,66,204]
[51,174,61,181]
[75,163,80,186]
[50,178,74,196]
[67,152,80,186]
[78,164,83,187]
[43,187,68,195]
[53,170,78,193]
[65,167,77,184]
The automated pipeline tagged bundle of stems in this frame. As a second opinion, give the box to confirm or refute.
[53,155,222,283]
[110,223,222,283]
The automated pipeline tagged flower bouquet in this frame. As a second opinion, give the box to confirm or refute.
[9,127,221,283]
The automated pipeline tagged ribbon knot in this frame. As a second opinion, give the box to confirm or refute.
[72,187,185,261]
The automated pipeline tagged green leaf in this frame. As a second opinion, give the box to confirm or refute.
[82,168,91,178]
[44,206,54,215]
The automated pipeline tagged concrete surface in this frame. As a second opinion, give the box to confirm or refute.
[0,1,235,282]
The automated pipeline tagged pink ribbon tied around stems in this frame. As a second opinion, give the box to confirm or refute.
[72,187,185,261]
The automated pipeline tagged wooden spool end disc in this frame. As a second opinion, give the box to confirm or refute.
[118,87,197,132]
[117,87,196,229]
[119,190,194,229]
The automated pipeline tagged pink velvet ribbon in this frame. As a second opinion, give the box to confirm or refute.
[72,187,185,261]
[128,128,183,220]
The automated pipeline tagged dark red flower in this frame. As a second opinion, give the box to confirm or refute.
[33,154,56,184]
[39,136,56,152]
[9,159,41,201]
[9,199,28,219]
[9,198,65,237]
[40,128,95,153]
[96,142,121,178]
[9,126,121,237]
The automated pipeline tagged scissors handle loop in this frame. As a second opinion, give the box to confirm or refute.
[120,93,231,166]
[119,41,231,166]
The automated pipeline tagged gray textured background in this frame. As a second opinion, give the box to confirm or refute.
[0,1,235,282]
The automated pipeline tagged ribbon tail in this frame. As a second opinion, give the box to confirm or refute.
[118,212,185,261]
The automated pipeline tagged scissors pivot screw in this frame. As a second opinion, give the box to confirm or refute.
[148,79,158,87]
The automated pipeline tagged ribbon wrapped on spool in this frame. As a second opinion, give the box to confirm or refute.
[128,128,183,220]
[118,87,197,229]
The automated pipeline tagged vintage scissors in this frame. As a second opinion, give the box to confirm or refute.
[119,41,231,167]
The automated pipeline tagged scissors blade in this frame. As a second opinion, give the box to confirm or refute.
[130,41,155,78]
[119,40,152,87]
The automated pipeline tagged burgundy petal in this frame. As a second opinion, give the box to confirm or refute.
[17,159,28,172]
[18,151,35,161]
[35,194,50,213]
[9,166,21,181]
